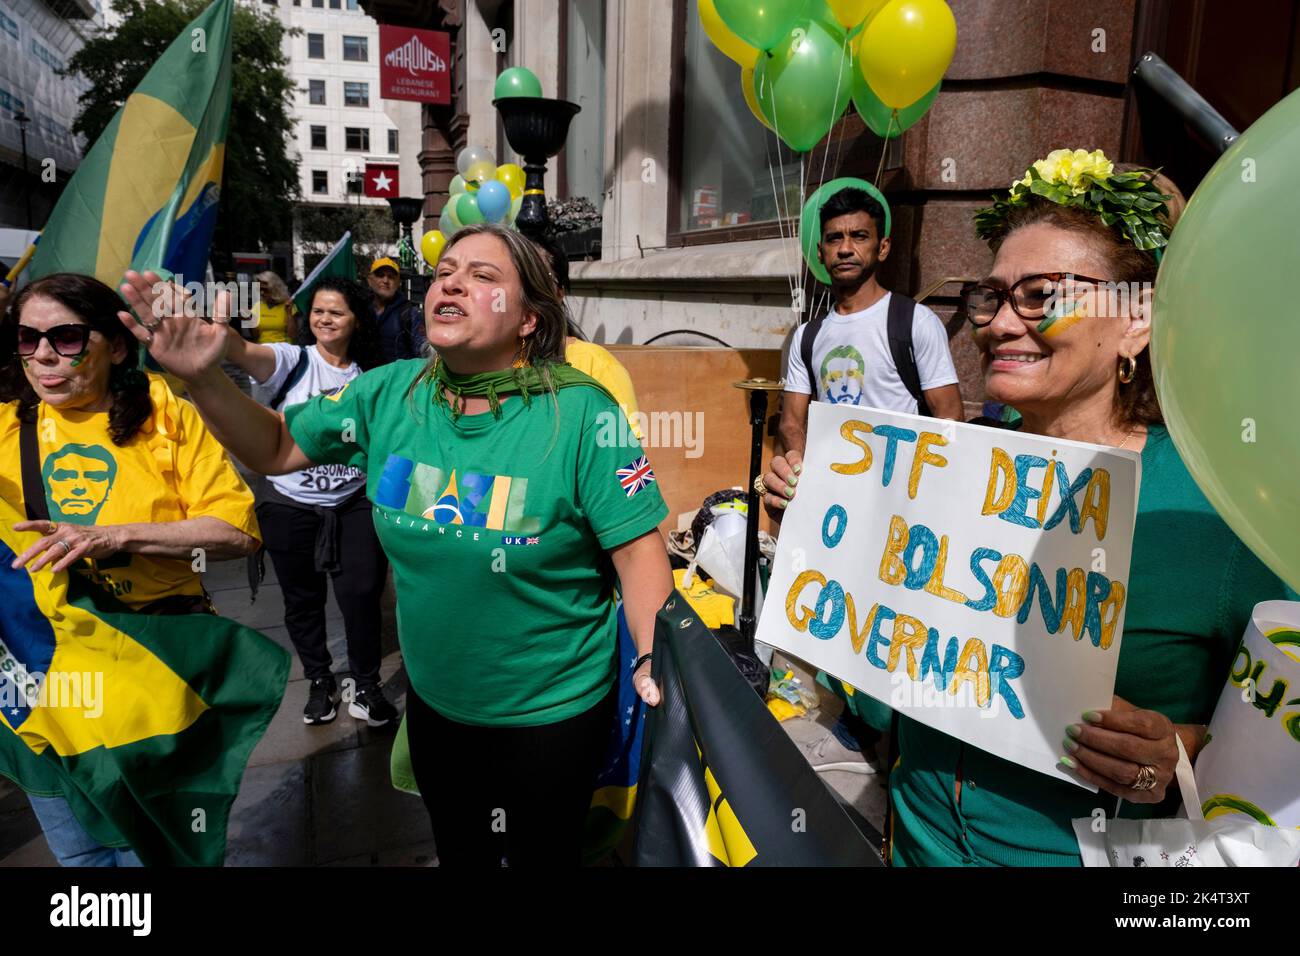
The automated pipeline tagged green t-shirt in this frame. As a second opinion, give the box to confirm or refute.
[890,425,1295,866]
[284,360,668,727]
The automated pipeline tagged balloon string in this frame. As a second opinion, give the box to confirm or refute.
[874,110,898,187]
[762,69,798,309]
[802,31,853,315]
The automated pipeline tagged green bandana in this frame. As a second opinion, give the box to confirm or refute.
[427,358,615,420]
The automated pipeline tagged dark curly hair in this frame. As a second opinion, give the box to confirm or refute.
[0,273,153,445]
[990,200,1164,429]
[296,276,383,371]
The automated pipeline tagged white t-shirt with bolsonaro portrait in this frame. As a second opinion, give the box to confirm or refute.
[252,342,366,506]
[783,292,959,413]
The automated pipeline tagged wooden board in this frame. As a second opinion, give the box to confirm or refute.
[604,346,783,537]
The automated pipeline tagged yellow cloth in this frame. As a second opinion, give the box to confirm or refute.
[0,375,260,610]
[673,568,735,629]
[253,301,292,344]
[564,339,644,442]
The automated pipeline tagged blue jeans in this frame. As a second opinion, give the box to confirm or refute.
[27,794,142,867]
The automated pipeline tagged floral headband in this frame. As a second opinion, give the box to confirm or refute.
[974,149,1173,253]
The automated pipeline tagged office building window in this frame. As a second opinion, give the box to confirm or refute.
[345,127,370,151]
[387,129,399,154]
[308,79,326,105]
[342,36,367,61]
[330,0,341,8]
[311,0,323,7]
[307,33,324,59]
[310,125,327,149]
[343,81,369,107]
[346,171,363,194]
[673,0,799,234]
[346,0,358,9]
[312,170,328,194]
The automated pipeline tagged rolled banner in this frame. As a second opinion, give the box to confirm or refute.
[1194,600,1300,828]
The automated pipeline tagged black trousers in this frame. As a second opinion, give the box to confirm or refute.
[258,494,388,687]
[406,685,613,867]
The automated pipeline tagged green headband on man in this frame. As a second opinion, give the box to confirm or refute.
[801,177,892,286]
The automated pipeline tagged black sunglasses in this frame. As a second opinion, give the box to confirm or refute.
[962,272,1111,327]
[16,324,95,358]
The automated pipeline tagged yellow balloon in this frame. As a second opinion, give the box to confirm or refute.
[495,162,526,200]
[465,160,496,185]
[858,0,957,109]
[420,230,447,268]
[699,0,760,66]
[828,0,889,29]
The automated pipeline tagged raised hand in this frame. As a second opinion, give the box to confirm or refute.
[117,270,232,383]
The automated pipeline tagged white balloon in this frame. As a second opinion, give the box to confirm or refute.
[456,145,493,176]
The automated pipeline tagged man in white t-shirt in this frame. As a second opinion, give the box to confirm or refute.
[780,187,963,454]
[776,185,963,775]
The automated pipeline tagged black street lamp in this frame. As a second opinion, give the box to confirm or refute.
[13,110,32,230]
[493,96,581,241]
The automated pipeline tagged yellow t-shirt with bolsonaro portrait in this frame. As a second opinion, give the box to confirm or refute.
[0,375,260,610]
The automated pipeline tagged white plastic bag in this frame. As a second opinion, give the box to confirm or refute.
[1072,738,1300,866]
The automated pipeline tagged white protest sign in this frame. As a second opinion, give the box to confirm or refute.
[1194,600,1300,828]
[755,403,1141,786]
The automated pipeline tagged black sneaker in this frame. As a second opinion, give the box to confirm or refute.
[304,676,338,725]
[349,683,398,727]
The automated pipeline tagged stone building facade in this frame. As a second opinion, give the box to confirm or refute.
[358,0,1300,414]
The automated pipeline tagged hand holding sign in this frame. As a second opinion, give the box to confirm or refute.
[1062,696,1180,803]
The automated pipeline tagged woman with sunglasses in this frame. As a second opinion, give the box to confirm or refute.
[0,272,260,866]
[762,150,1292,865]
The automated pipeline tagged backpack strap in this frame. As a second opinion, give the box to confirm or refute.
[267,346,311,412]
[799,311,829,400]
[19,415,49,523]
[886,293,933,418]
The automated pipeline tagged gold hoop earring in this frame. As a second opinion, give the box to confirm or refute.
[1118,355,1137,384]
[512,336,531,368]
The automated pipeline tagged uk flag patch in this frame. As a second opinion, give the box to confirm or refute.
[616,455,656,497]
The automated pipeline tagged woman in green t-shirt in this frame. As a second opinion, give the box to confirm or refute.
[116,224,675,867]
[762,151,1292,865]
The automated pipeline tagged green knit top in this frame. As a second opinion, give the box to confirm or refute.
[890,425,1294,866]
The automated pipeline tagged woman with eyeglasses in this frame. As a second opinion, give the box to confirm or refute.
[761,151,1292,865]
[0,272,260,866]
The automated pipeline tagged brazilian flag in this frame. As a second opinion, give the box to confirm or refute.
[633,593,881,866]
[0,496,288,865]
[29,0,233,285]
[293,231,355,316]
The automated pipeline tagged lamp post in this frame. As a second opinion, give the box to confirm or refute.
[493,96,581,240]
[14,110,32,230]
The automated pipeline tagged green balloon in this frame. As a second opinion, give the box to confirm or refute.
[455,191,485,225]
[853,73,940,138]
[800,176,891,285]
[753,16,852,152]
[449,174,467,196]
[1151,87,1300,591]
[494,67,543,99]
[716,0,811,52]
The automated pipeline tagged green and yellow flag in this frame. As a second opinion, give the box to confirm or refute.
[633,593,882,866]
[30,0,233,286]
[0,495,288,865]
[293,231,355,316]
